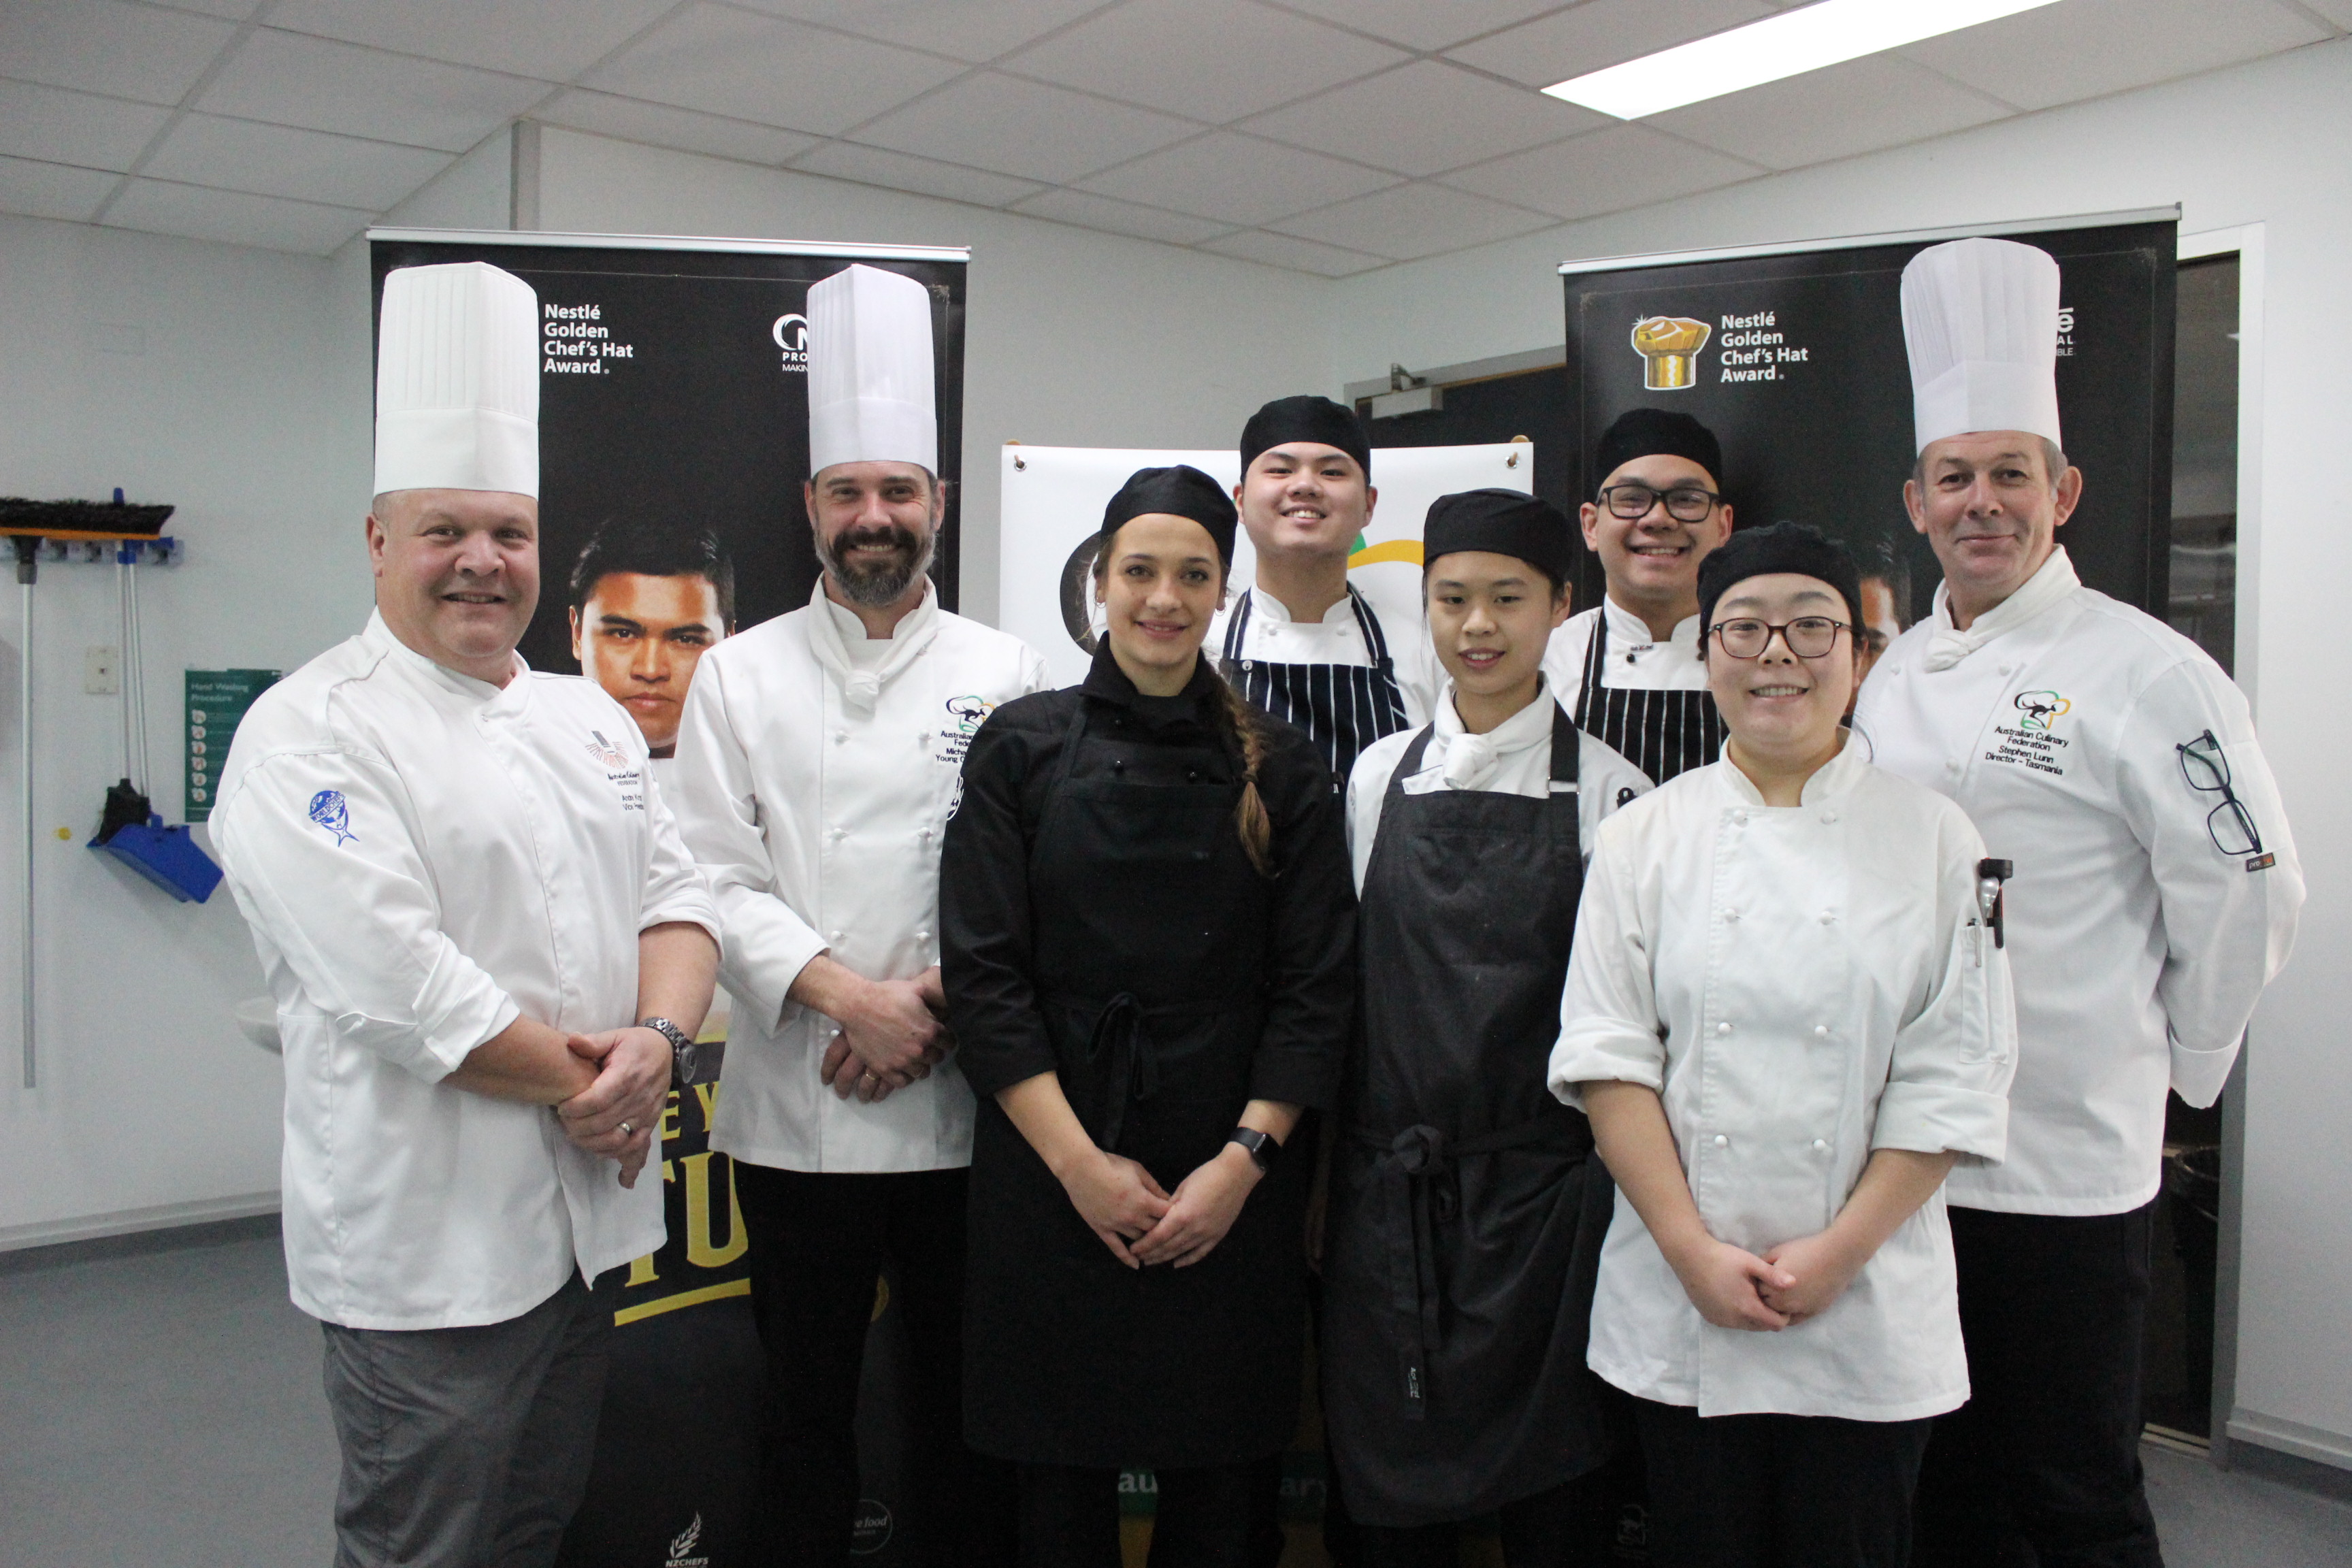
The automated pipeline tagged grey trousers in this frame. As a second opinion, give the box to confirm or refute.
[320,1273,610,1568]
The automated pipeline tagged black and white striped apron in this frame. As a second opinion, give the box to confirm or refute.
[1572,612,1722,785]
[1220,586,1411,788]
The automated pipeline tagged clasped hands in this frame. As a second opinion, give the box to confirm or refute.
[1665,1228,1868,1333]
[555,1026,674,1188]
[1060,1141,1261,1272]
[817,966,954,1103]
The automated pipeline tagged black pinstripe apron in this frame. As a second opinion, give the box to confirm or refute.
[1573,612,1722,785]
[1220,586,1411,789]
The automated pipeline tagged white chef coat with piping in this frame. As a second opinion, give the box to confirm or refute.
[1856,549,2302,1215]
[212,612,719,1331]
[1344,677,1652,890]
[1549,740,2017,1420]
[668,582,1049,1173]
[1208,583,1441,725]
[1541,600,1710,698]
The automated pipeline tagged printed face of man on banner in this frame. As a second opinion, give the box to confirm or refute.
[567,517,736,757]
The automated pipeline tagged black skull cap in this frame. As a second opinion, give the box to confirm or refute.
[1101,463,1237,566]
[1422,489,1575,588]
[1697,520,1863,634]
[1595,407,1723,491]
[1241,394,1371,478]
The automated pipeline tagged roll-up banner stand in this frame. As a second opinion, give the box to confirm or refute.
[1000,442,1535,689]
[1563,207,2178,630]
[368,228,969,1568]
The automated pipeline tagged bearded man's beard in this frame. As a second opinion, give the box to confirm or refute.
[817,521,935,607]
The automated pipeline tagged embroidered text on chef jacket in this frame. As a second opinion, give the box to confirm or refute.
[1856,547,2302,1215]
[212,612,719,1330]
[668,581,1049,1173]
[1550,740,2016,1420]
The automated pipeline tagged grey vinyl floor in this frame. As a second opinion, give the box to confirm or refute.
[3,1224,2350,1567]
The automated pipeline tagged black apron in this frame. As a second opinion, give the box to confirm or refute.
[962,700,1313,1470]
[1573,609,1722,784]
[1220,585,1410,787]
[1322,706,1612,1527]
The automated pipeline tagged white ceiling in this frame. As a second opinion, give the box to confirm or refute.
[0,0,2341,272]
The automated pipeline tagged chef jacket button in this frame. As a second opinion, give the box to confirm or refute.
[828,930,843,942]
[1945,760,1961,774]
[1814,1024,1829,1037]
[1713,1134,1729,1149]
[1819,911,1835,924]
[833,731,847,745]
[1732,811,1748,826]
[1716,1021,1733,1036]
[1819,810,1838,825]
[1723,908,1739,923]
[915,928,930,942]
[1813,1138,1829,1153]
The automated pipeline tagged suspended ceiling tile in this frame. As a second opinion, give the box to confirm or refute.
[1899,0,2329,112]
[0,152,118,222]
[1001,0,1406,125]
[1649,54,2012,172]
[850,71,1196,184]
[103,176,373,255]
[160,0,270,17]
[142,112,454,210]
[791,139,1046,206]
[1270,180,1554,261]
[1441,123,1759,221]
[582,5,963,136]
[1197,227,1387,277]
[265,0,679,82]
[1446,0,1772,89]
[197,31,547,152]
[0,0,238,108]
[1240,59,1605,179]
[536,91,820,167]
[736,0,1117,65]
[1011,187,1235,245]
[1273,0,1574,54]
[1075,131,1398,227]
[0,81,170,172]
[2297,0,2352,25]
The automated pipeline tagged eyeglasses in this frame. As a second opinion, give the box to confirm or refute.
[1710,617,1850,659]
[2176,729,2266,859]
[1598,483,1722,522]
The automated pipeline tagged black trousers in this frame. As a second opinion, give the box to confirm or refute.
[1633,1399,1932,1568]
[1018,1462,1258,1568]
[735,1164,1012,1568]
[1350,1475,1611,1568]
[1912,1200,2164,1568]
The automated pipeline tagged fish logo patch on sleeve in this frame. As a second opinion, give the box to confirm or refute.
[307,789,355,845]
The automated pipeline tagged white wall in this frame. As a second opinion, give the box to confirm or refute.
[0,214,364,1244]
[532,127,1335,625]
[1328,37,2352,1466]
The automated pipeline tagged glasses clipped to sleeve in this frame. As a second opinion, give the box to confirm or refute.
[2176,729,2276,872]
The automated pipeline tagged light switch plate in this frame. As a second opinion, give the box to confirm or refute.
[84,646,119,695]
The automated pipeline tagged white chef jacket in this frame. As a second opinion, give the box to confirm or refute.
[1344,678,1652,889]
[668,582,1049,1173]
[1541,600,1710,698]
[1208,583,1441,725]
[1549,739,2017,1420]
[1855,548,2302,1215]
[212,612,719,1330]
[651,755,731,1044]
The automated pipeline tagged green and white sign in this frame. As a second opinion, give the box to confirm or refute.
[184,669,278,823]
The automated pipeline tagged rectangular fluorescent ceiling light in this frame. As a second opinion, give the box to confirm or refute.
[1544,0,2063,119]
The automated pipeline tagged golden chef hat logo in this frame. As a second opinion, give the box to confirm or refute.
[1631,316,1712,391]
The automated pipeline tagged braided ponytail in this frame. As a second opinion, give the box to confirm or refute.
[1210,671,1275,877]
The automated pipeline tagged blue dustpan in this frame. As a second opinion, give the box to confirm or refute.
[91,814,223,903]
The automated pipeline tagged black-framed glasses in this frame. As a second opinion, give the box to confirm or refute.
[2177,729,2266,858]
[1710,617,1850,659]
[1598,482,1722,522]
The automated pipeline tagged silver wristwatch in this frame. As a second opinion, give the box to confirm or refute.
[639,1016,698,1088]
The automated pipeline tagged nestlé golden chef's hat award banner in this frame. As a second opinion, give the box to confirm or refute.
[1563,208,2178,634]
[369,227,968,1568]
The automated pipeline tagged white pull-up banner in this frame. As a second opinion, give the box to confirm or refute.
[999,442,1535,688]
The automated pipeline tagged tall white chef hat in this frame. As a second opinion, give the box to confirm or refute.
[1900,236,2063,455]
[807,263,936,476]
[374,261,540,499]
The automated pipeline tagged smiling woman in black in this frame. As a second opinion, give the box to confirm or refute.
[941,466,1355,1568]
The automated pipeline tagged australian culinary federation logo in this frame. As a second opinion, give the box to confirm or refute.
[773,312,808,373]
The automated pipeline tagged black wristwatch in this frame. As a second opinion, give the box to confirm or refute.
[639,1017,698,1088]
[1227,1127,1281,1175]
